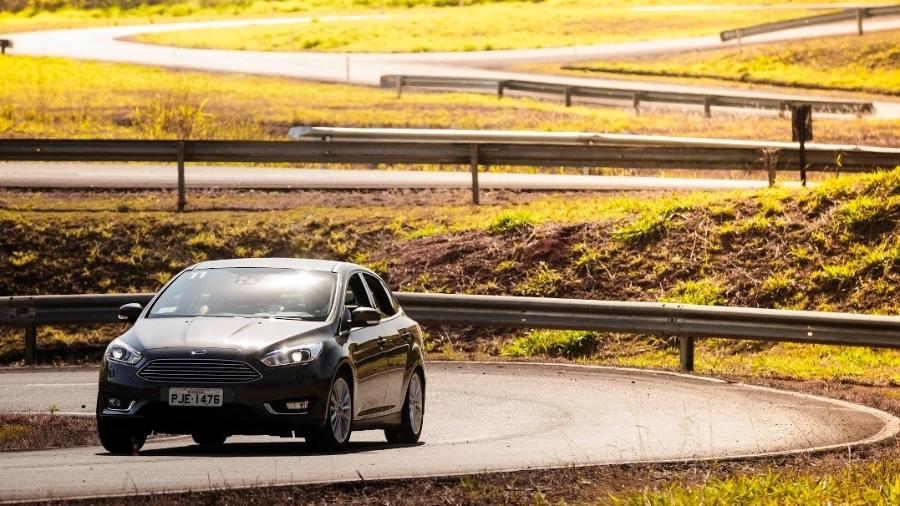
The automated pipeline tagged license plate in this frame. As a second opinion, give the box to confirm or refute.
[168,388,223,407]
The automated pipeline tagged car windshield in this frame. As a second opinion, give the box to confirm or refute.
[148,268,337,321]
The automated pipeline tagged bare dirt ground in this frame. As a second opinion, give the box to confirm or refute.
[0,414,96,451]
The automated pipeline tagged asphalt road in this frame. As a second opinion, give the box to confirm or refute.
[0,362,896,502]
[0,162,779,191]
[5,13,900,118]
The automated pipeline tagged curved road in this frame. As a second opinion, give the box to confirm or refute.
[0,362,896,502]
[0,162,784,191]
[5,12,900,118]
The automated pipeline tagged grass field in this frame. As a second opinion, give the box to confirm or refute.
[0,0,871,34]
[616,461,900,505]
[560,29,900,96]
[134,3,819,53]
[3,56,899,147]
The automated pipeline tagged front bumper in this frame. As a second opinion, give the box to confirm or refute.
[97,349,333,436]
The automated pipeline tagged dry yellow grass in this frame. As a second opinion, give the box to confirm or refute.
[558,29,900,96]
[136,2,819,53]
[2,55,899,147]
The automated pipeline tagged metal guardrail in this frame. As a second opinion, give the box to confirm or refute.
[1,136,898,207]
[379,75,874,116]
[4,292,900,371]
[288,126,900,153]
[720,4,900,41]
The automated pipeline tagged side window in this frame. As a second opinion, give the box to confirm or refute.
[344,274,373,311]
[363,273,398,317]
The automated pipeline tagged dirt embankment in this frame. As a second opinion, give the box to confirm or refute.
[1,170,899,361]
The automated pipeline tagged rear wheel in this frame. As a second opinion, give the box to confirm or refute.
[191,431,227,447]
[385,370,424,444]
[97,419,147,455]
[306,376,353,451]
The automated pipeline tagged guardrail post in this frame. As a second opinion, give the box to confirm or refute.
[857,9,864,35]
[24,324,36,365]
[497,81,505,99]
[176,141,186,212]
[703,96,713,118]
[564,87,573,107]
[0,39,11,55]
[396,76,404,98]
[470,144,480,205]
[679,336,694,372]
[632,93,641,113]
[763,148,777,187]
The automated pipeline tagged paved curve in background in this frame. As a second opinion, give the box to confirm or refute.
[0,162,784,191]
[4,12,900,118]
[0,362,896,502]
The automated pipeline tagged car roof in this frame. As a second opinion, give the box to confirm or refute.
[189,258,365,274]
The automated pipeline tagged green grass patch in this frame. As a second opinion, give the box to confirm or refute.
[614,461,900,505]
[563,28,900,96]
[501,329,599,359]
[515,262,562,296]
[487,210,537,234]
[613,340,900,385]
[815,239,900,286]
[611,199,697,243]
[663,278,726,306]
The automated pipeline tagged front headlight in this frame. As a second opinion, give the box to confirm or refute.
[106,340,143,365]
[261,342,323,367]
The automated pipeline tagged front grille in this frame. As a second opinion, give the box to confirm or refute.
[138,359,262,384]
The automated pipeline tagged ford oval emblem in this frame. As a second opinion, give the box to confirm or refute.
[190,349,208,355]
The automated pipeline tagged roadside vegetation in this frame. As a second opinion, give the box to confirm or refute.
[0,0,860,36]
[0,414,96,451]
[4,168,900,385]
[2,56,899,148]
[134,3,818,53]
[558,29,900,96]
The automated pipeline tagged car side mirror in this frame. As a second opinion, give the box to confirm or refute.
[350,307,380,327]
[118,303,143,323]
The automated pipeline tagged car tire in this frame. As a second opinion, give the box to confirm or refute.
[97,419,147,455]
[306,375,353,451]
[192,431,227,447]
[385,370,424,444]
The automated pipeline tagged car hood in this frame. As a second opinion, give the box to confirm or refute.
[130,316,331,351]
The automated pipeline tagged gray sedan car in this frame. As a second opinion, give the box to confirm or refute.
[97,258,426,454]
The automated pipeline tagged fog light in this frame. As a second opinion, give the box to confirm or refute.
[108,397,122,409]
[285,401,308,411]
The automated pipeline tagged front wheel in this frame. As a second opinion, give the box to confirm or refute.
[97,419,147,455]
[306,376,353,451]
[385,371,424,444]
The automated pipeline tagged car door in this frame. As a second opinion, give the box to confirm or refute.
[361,273,410,411]
[344,273,389,417]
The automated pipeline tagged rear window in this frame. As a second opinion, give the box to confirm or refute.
[149,268,337,321]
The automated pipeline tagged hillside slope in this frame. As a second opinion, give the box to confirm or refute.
[2,169,899,377]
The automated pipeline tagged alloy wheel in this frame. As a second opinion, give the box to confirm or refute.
[408,373,424,435]
[329,377,352,443]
